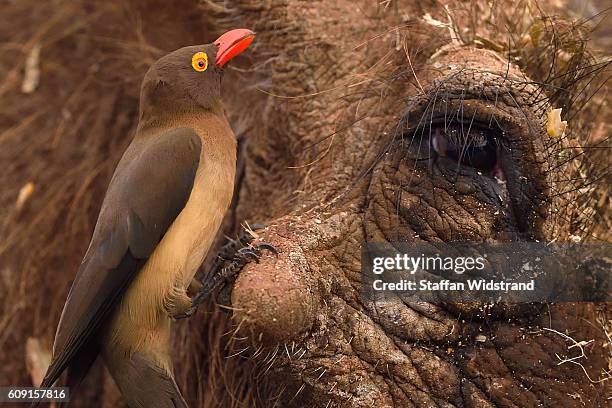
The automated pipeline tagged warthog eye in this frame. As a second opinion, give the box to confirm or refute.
[431,124,499,175]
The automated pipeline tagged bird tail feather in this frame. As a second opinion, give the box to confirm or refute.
[104,352,188,408]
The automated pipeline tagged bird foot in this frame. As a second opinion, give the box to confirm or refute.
[176,224,277,318]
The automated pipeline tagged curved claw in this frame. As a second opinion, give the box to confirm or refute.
[195,223,274,305]
[255,243,278,256]
[237,247,261,263]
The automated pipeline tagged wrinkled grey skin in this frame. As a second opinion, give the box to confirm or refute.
[209,1,610,407]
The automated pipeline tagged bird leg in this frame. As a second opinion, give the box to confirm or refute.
[174,224,277,319]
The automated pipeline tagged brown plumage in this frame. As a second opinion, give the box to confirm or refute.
[37,29,255,408]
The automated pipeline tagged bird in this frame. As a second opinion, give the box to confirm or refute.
[36,28,256,408]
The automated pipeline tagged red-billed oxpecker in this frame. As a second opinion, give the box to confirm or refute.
[37,29,255,408]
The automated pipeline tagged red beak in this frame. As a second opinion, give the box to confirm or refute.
[214,29,255,67]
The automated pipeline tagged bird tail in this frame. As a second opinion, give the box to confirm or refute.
[32,342,98,408]
[30,373,58,408]
[104,352,188,408]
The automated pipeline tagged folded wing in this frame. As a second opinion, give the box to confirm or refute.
[40,128,202,388]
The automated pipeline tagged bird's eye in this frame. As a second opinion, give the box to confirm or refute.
[431,124,498,174]
[191,52,208,72]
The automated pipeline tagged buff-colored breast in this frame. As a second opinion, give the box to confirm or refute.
[102,112,236,372]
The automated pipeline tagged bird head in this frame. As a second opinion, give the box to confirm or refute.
[139,29,255,119]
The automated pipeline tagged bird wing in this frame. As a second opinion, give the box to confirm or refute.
[41,127,202,387]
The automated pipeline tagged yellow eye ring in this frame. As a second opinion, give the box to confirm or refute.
[191,52,208,72]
